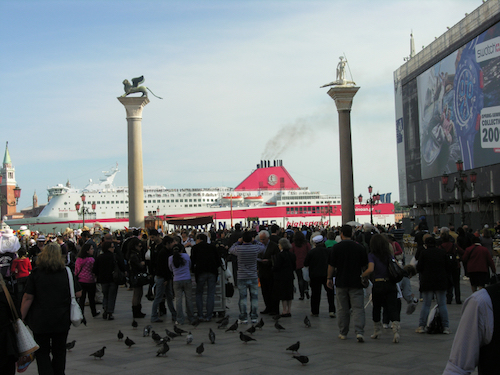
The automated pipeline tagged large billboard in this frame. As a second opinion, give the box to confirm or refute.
[396,20,500,206]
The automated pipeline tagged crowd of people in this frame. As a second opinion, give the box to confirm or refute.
[0,218,500,374]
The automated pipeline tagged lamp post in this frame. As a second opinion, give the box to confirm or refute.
[0,174,21,210]
[358,185,380,225]
[326,201,332,228]
[75,193,96,228]
[441,159,477,226]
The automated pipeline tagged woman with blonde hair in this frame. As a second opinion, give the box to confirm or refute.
[21,242,82,375]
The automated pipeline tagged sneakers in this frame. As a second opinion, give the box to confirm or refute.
[92,310,101,318]
[443,327,450,334]
[383,324,390,329]
[356,334,365,343]
[338,334,347,340]
[329,312,336,318]
[415,326,426,333]
[238,319,248,324]
[251,319,257,324]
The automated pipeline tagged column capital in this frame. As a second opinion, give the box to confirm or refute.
[117,96,150,118]
[327,86,360,111]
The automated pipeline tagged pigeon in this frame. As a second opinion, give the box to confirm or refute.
[191,318,200,329]
[304,316,311,328]
[156,342,169,357]
[65,340,76,351]
[186,331,194,345]
[143,325,153,337]
[89,346,106,359]
[161,336,171,343]
[255,318,264,330]
[132,320,138,329]
[272,314,281,321]
[125,337,135,348]
[152,331,162,344]
[225,320,238,333]
[218,319,229,329]
[239,331,257,343]
[174,325,188,335]
[165,329,179,340]
[216,315,229,324]
[246,325,256,335]
[117,330,124,341]
[209,328,216,344]
[275,321,285,332]
[293,355,309,365]
[286,341,300,353]
[196,342,204,355]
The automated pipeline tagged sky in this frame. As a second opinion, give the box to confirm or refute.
[1,0,482,210]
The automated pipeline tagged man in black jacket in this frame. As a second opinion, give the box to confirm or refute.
[150,235,176,323]
[191,233,222,322]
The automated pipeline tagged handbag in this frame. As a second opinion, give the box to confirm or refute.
[66,267,83,327]
[387,258,405,283]
[133,273,150,287]
[225,281,235,298]
[112,256,126,285]
[0,274,39,357]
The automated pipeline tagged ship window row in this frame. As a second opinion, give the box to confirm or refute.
[64,201,127,205]
[286,206,335,215]
[145,199,214,204]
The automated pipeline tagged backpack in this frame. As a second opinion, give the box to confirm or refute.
[426,305,444,334]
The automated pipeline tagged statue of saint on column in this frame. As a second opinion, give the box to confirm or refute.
[320,56,356,88]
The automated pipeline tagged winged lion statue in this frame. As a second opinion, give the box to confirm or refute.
[121,76,163,99]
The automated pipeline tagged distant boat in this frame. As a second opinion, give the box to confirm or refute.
[6,161,394,232]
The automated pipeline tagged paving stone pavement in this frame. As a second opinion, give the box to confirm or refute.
[23,277,477,375]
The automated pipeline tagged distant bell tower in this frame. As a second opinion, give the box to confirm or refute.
[33,190,38,216]
[1,142,18,218]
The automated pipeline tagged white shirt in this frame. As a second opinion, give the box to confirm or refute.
[443,288,494,374]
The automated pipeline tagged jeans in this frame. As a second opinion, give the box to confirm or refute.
[196,272,217,319]
[336,287,365,336]
[419,290,449,328]
[237,278,259,320]
[34,331,69,375]
[101,282,118,314]
[151,276,166,321]
[173,279,194,324]
[309,276,335,315]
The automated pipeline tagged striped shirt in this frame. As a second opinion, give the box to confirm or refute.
[229,242,265,279]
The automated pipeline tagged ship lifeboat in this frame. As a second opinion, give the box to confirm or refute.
[265,202,277,206]
[221,195,244,203]
[244,195,264,203]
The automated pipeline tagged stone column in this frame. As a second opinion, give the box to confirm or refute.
[327,86,360,224]
[117,96,150,229]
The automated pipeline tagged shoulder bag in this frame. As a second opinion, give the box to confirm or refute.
[66,267,83,327]
[0,273,39,357]
[387,258,405,283]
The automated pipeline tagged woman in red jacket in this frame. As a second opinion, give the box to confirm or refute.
[462,236,496,292]
[10,248,31,306]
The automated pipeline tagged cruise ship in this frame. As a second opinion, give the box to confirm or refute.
[6,160,395,232]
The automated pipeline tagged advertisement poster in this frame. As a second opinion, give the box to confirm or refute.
[416,22,500,179]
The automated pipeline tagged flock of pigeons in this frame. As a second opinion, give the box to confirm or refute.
[82,314,311,366]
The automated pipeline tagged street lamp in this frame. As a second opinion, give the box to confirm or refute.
[0,174,21,208]
[326,201,332,227]
[75,193,96,228]
[441,159,477,226]
[358,185,380,225]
